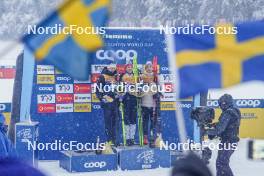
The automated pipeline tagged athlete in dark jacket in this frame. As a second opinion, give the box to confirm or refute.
[206,94,241,176]
[96,64,119,148]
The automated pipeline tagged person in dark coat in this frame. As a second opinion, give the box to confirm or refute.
[0,113,17,159]
[96,64,119,151]
[206,94,241,176]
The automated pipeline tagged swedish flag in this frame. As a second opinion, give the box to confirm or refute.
[171,21,264,98]
[23,0,110,80]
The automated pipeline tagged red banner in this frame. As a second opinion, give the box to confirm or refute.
[0,68,16,79]
[74,84,91,93]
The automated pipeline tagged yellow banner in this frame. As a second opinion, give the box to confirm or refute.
[37,75,55,84]
[214,108,264,139]
[74,103,91,112]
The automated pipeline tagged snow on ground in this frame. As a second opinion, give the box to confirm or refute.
[38,139,264,176]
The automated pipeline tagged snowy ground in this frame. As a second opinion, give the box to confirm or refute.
[38,139,264,176]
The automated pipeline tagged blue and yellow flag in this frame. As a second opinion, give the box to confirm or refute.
[171,21,264,98]
[23,0,110,80]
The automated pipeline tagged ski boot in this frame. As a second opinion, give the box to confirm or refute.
[155,133,165,148]
[144,135,148,145]
[102,141,114,154]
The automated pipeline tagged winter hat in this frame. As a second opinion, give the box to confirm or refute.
[172,153,212,176]
[145,61,152,66]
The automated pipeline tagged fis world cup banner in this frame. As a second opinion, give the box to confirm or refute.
[207,99,264,139]
[30,29,194,159]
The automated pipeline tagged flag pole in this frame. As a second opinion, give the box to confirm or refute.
[166,33,188,146]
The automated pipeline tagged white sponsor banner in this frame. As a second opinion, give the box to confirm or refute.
[56,84,73,93]
[74,94,91,103]
[37,94,55,104]
[56,104,74,113]
[37,65,54,75]
[159,74,174,83]
[74,78,91,83]
[160,93,176,102]
[91,65,108,74]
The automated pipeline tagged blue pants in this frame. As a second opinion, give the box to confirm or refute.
[102,102,119,143]
[123,94,137,125]
[216,146,235,176]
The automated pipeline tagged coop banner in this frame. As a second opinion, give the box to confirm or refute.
[30,29,194,160]
[207,99,264,139]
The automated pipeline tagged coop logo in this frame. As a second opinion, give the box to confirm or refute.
[38,86,54,92]
[56,76,72,82]
[74,94,91,103]
[56,84,73,93]
[207,100,219,107]
[136,150,155,165]
[236,100,261,108]
[38,104,56,113]
[96,50,137,62]
[56,104,73,113]
[37,94,55,104]
[0,104,6,111]
[37,65,54,75]
[84,161,106,169]
[161,67,169,71]
[92,104,101,109]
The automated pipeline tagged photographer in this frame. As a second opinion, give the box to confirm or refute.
[205,94,241,176]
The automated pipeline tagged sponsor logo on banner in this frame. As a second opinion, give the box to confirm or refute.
[160,93,176,102]
[37,65,54,75]
[207,99,263,108]
[56,94,74,103]
[37,94,55,104]
[84,161,107,169]
[17,128,33,140]
[74,94,91,103]
[91,65,108,74]
[159,74,173,83]
[92,104,101,110]
[56,75,72,83]
[96,49,137,62]
[0,68,16,79]
[0,103,11,113]
[161,67,169,72]
[74,79,91,84]
[74,84,91,93]
[92,74,100,83]
[38,104,56,113]
[92,93,100,103]
[38,86,54,93]
[37,75,55,84]
[236,99,261,108]
[56,104,74,113]
[160,102,192,111]
[74,103,91,112]
[56,84,73,93]
[136,150,155,165]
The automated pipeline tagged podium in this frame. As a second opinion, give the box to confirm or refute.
[117,146,171,170]
[59,151,118,172]
[15,121,39,167]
